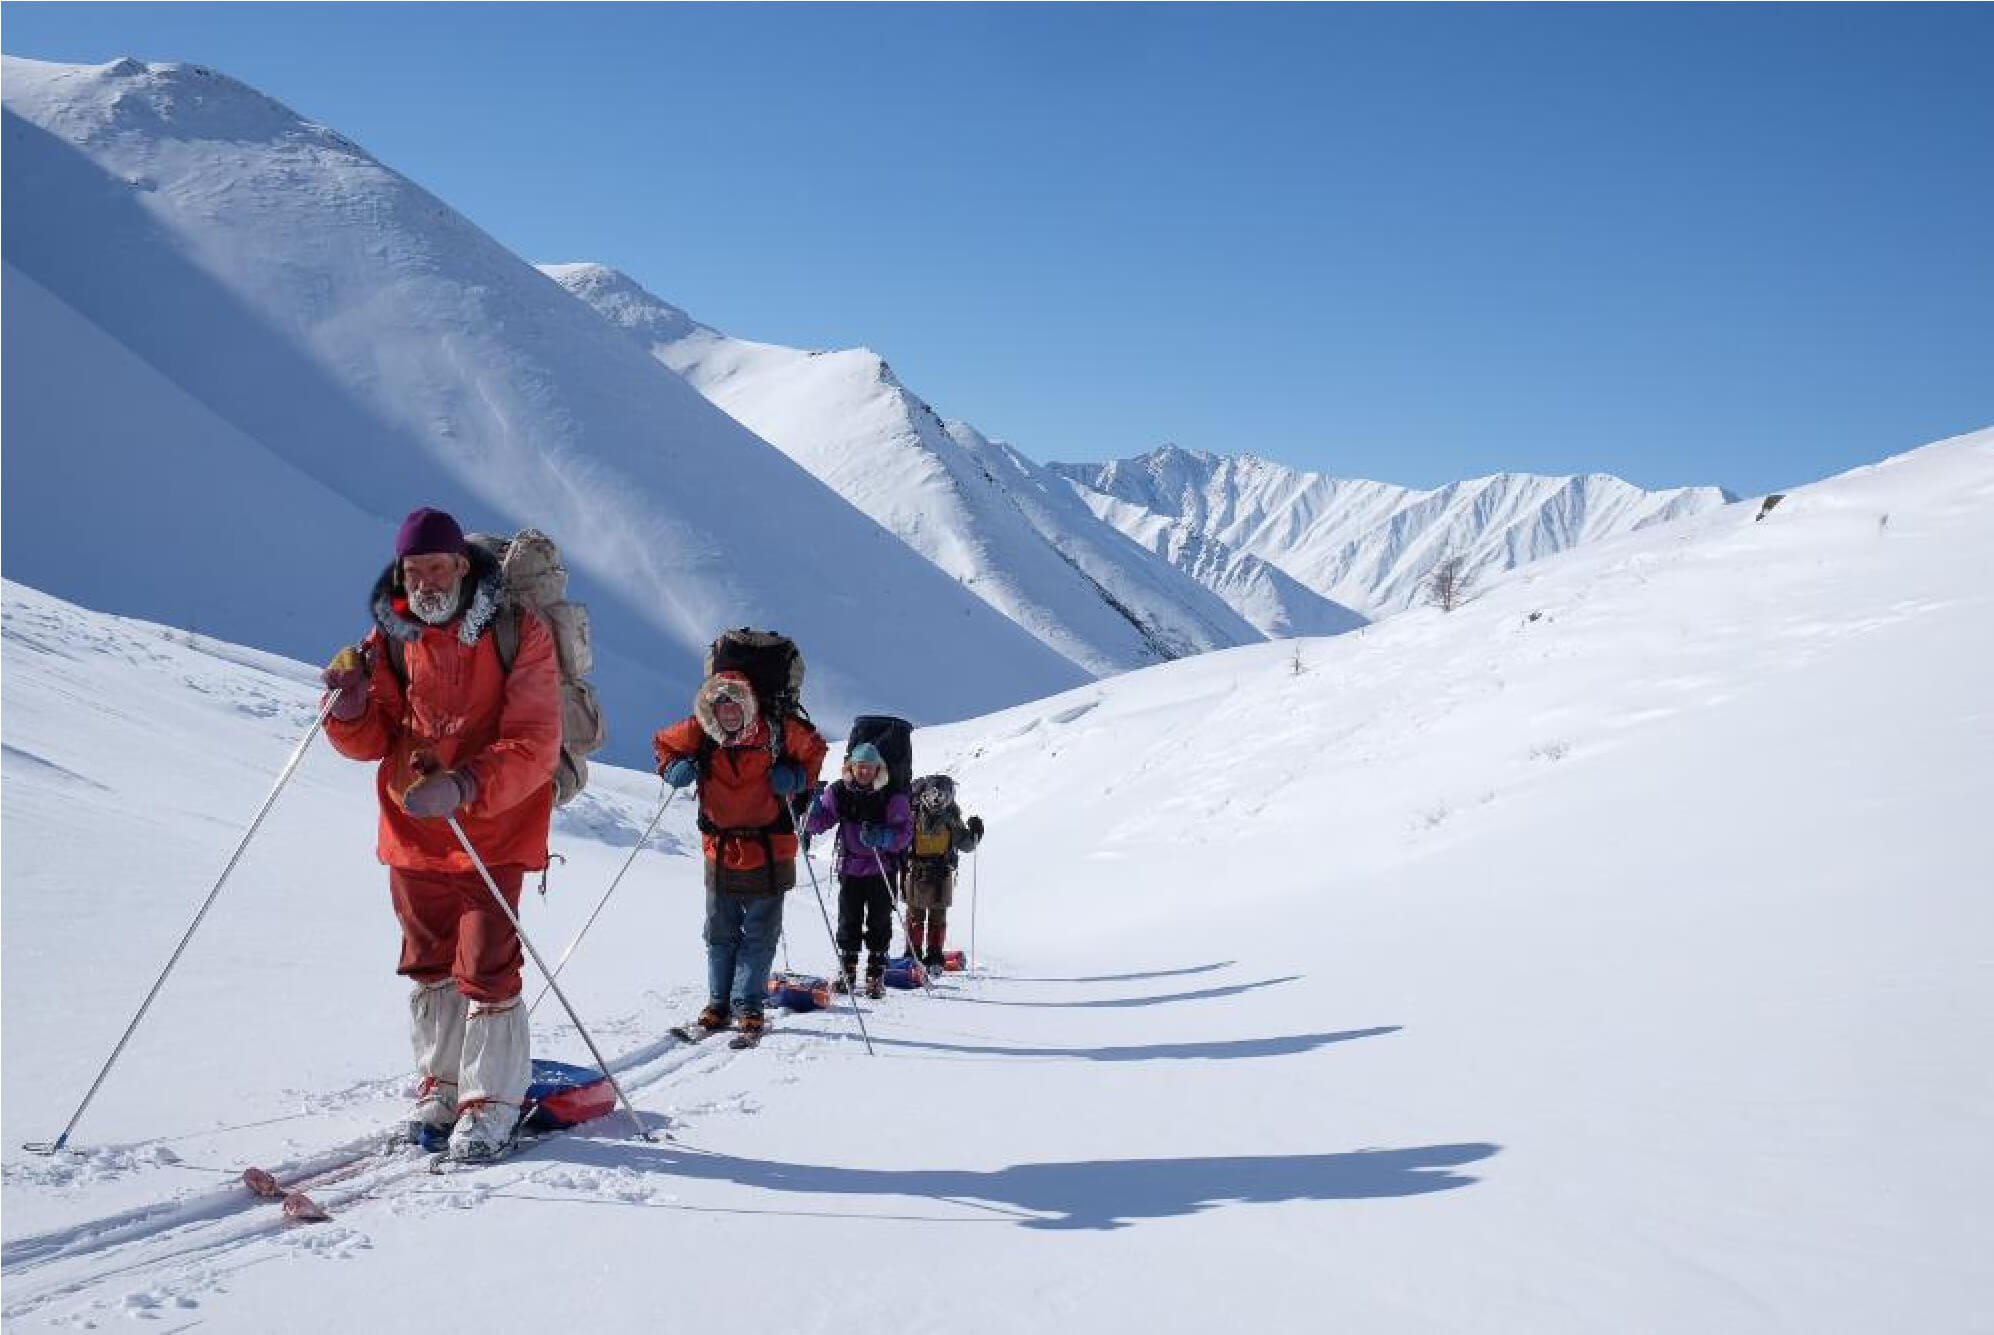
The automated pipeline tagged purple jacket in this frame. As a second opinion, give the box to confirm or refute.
[806,780,912,879]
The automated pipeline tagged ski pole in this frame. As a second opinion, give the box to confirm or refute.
[788,795,875,1056]
[871,845,937,997]
[970,848,980,977]
[446,817,654,1142]
[528,786,677,1018]
[26,696,337,1154]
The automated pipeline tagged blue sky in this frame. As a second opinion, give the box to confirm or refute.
[5,3,1989,494]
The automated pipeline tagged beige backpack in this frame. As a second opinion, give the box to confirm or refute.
[466,529,606,805]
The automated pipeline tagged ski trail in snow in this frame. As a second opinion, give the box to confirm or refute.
[0,1022,765,1320]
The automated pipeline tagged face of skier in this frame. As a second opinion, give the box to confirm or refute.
[402,552,469,625]
[849,760,881,788]
[711,696,746,734]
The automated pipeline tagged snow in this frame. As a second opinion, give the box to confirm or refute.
[5,427,1991,1331]
[1055,445,1736,620]
[0,55,1085,768]
[544,261,1275,673]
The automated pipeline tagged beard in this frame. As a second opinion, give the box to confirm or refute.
[408,582,461,625]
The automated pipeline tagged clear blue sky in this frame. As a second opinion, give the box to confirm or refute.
[6,3,1990,494]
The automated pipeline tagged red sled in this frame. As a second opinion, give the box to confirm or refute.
[765,972,834,1012]
[941,950,967,973]
[523,1058,617,1132]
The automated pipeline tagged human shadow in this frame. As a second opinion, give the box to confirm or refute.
[866,1026,1400,1063]
[987,962,1236,985]
[951,976,1300,1009]
[534,1137,1500,1231]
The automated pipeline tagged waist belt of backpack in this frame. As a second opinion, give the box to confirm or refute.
[698,813,789,892]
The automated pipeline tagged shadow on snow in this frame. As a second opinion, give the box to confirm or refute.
[948,976,1301,1009]
[863,1026,1401,1062]
[526,1137,1500,1231]
[980,961,1237,985]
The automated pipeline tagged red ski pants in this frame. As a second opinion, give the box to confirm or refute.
[389,865,525,1003]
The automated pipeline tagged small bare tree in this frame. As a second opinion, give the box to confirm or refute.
[1425,554,1475,612]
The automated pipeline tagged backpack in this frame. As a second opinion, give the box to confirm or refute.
[848,715,914,796]
[698,628,809,777]
[384,529,607,806]
[910,774,960,861]
[705,628,808,732]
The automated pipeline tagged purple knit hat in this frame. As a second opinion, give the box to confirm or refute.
[394,507,466,558]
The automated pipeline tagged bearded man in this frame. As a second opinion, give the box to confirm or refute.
[320,506,560,1160]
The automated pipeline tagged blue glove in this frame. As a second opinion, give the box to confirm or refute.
[859,823,895,850]
[770,762,807,797]
[661,758,697,789]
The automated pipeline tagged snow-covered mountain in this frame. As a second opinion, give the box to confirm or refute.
[1053,445,1737,619]
[543,262,1310,671]
[1078,490,1370,638]
[0,56,1087,765]
[5,427,1989,1330]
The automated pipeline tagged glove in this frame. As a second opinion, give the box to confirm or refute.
[402,768,474,819]
[859,823,895,850]
[321,646,370,722]
[966,815,984,839]
[661,758,697,789]
[770,762,807,797]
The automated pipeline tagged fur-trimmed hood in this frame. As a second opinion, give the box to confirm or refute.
[369,543,505,648]
[694,671,764,745]
[840,755,891,791]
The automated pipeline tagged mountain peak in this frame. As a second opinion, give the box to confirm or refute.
[539,262,708,346]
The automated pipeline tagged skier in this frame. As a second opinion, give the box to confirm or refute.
[904,776,984,970]
[654,669,828,1043]
[806,743,913,998]
[320,507,561,1161]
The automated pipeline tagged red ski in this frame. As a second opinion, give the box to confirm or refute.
[242,1165,333,1222]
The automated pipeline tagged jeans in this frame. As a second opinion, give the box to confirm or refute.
[704,890,784,1016]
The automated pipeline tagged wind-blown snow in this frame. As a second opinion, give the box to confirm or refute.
[0,55,1085,764]
[1054,445,1736,619]
[544,262,1277,673]
[5,427,1989,1331]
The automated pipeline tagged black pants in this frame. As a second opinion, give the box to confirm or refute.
[835,873,894,958]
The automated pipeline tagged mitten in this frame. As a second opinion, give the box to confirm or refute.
[321,646,370,722]
[403,769,475,819]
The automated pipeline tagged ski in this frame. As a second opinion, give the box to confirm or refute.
[668,1019,730,1044]
[241,1167,333,1223]
[727,1027,766,1050]
[241,1135,417,1223]
[426,1126,555,1174]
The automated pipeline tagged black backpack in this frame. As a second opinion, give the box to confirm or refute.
[848,715,913,796]
[705,628,807,731]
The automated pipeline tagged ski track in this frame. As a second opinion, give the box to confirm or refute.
[0,995,886,1324]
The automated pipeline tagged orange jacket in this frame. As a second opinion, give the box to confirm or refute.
[329,602,560,874]
[654,714,828,872]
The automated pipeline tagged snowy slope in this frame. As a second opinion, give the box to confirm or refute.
[5,427,1989,1331]
[0,56,1085,762]
[1082,488,1370,638]
[1054,445,1736,618]
[543,262,1279,671]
